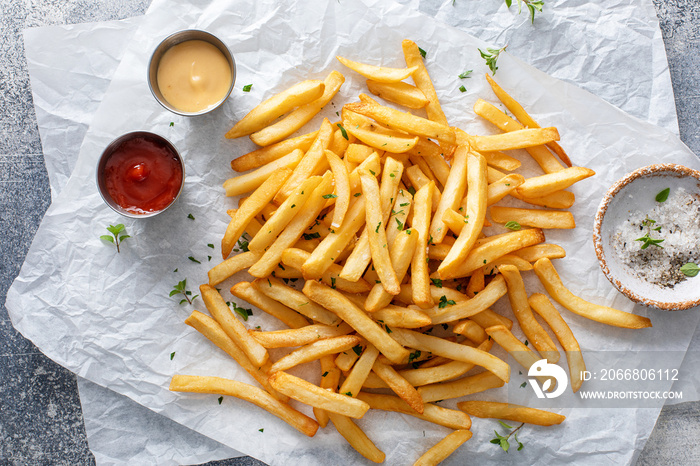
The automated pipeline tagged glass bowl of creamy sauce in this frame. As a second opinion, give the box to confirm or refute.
[148,30,235,116]
[593,164,700,310]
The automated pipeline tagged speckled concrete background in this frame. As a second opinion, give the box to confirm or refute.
[1,1,699,465]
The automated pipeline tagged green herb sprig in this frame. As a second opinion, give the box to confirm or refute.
[479,46,507,75]
[100,224,130,253]
[635,216,664,250]
[490,421,525,452]
[170,279,198,305]
[505,0,544,24]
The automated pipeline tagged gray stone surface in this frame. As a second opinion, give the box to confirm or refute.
[1,0,699,465]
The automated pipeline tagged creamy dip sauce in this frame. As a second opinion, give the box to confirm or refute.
[157,40,231,113]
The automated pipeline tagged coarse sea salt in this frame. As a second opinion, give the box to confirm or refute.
[612,187,700,288]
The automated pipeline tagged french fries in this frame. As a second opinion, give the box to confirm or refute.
[168,41,647,464]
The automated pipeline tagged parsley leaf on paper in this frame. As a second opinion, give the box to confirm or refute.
[479,46,507,75]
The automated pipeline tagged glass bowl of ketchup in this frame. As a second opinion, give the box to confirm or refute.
[96,131,185,218]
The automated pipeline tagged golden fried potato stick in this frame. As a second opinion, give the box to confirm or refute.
[439,151,488,277]
[314,355,341,428]
[345,125,419,153]
[499,265,559,363]
[468,127,560,152]
[200,284,269,367]
[512,244,566,262]
[255,276,340,326]
[223,149,304,197]
[390,328,510,383]
[418,371,506,403]
[231,131,318,172]
[529,293,586,392]
[457,400,565,426]
[250,71,345,146]
[340,343,380,398]
[184,311,285,402]
[326,149,351,229]
[275,118,333,203]
[249,172,333,277]
[485,74,572,167]
[251,322,354,349]
[413,429,472,466]
[281,248,372,293]
[486,173,525,206]
[221,168,291,258]
[370,305,432,329]
[453,319,488,344]
[365,228,418,311]
[231,281,310,329]
[270,335,362,373]
[208,250,261,286]
[404,165,441,212]
[484,325,552,385]
[328,413,385,463]
[516,166,595,198]
[269,371,370,419]
[533,258,652,328]
[422,275,507,325]
[336,55,418,82]
[170,375,318,437]
[411,181,435,308]
[357,392,471,430]
[402,39,449,126]
[303,280,410,363]
[386,188,413,246]
[483,255,533,273]
[366,80,428,108]
[372,359,424,414]
[430,146,469,244]
[482,150,522,171]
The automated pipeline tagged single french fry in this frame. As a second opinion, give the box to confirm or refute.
[499,265,559,363]
[486,173,525,206]
[413,429,472,466]
[529,293,586,392]
[303,281,409,363]
[336,344,363,372]
[281,248,372,293]
[200,284,269,367]
[534,258,652,329]
[275,118,333,203]
[249,173,333,277]
[440,229,545,279]
[346,143,375,164]
[484,254,533,273]
[439,152,488,277]
[365,229,418,311]
[485,74,572,167]
[223,149,304,197]
[222,168,292,258]
[470,309,514,330]
[315,355,341,428]
[387,188,413,246]
[302,197,366,279]
[468,127,560,152]
[208,251,261,286]
[357,392,471,430]
[405,165,441,212]
[482,150,522,171]
[344,124,419,153]
[269,371,370,419]
[518,190,576,209]
[372,360,424,413]
[251,322,354,348]
[411,182,435,308]
[430,146,469,244]
[366,80,428,108]
[344,102,455,145]
[248,176,323,252]
[231,281,310,329]
[371,305,432,328]
[390,328,510,382]
[425,275,508,325]
[336,56,418,83]
[250,71,345,146]
[490,206,575,229]
[466,268,485,298]
[402,39,449,126]
[340,343,381,398]
[330,124,353,156]
[453,319,488,344]
[231,131,318,172]
[326,150,351,228]
[328,413,385,463]
[184,311,285,402]
[457,400,566,426]
[226,80,325,138]
[270,335,362,373]
[255,277,340,326]
[170,375,317,437]
[512,244,566,262]
[418,371,505,403]
[348,151,381,194]
[484,325,549,381]
[516,166,595,198]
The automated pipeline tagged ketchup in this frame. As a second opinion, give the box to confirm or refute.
[102,135,183,214]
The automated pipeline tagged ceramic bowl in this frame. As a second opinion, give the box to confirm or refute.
[593,163,700,311]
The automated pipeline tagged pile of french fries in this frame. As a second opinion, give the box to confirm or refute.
[169,40,653,464]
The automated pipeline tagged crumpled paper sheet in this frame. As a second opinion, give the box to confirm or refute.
[10,0,700,464]
[21,0,696,464]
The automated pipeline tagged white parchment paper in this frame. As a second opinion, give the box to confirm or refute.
[13,0,700,464]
